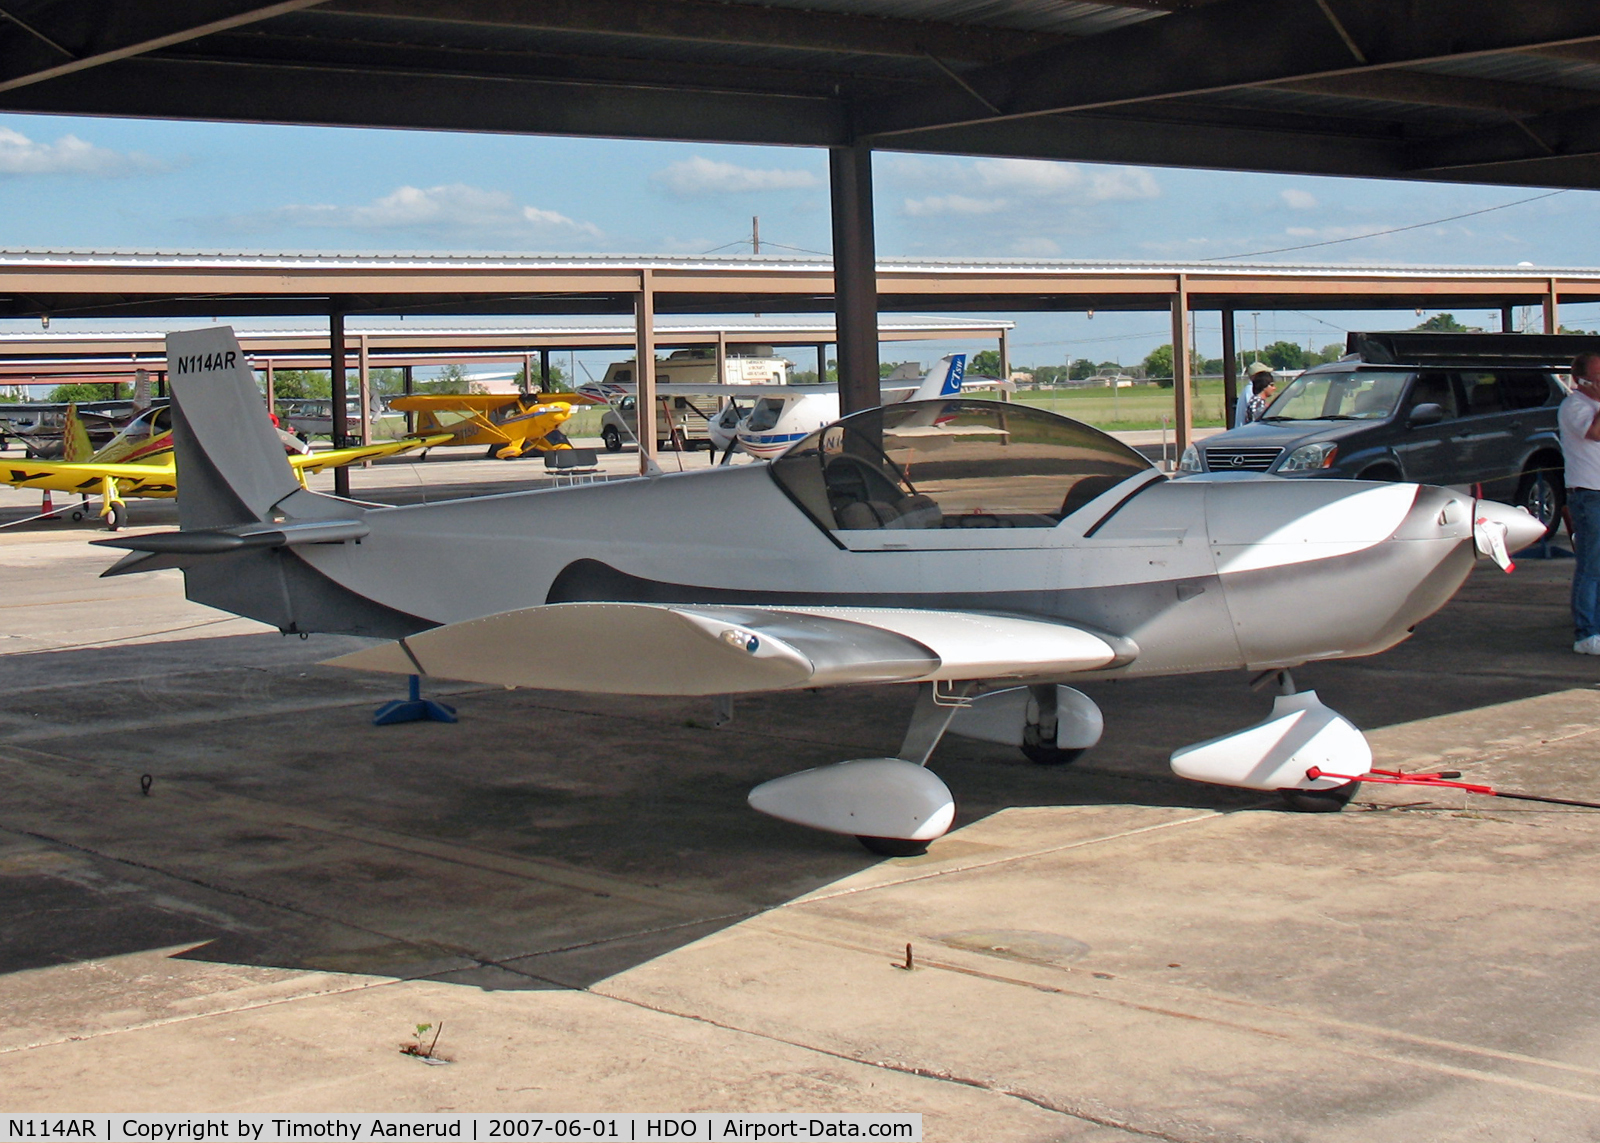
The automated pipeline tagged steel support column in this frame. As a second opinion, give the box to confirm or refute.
[1546,279,1560,334]
[1171,276,1192,459]
[402,364,414,434]
[998,328,1010,401]
[830,144,879,414]
[539,348,551,391]
[816,344,828,382]
[636,268,657,472]
[716,328,727,387]
[264,359,275,418]
[1502,305,1516,333]
[1221,309,1238,428]
[330,306,348,498]
[357,332,371,448]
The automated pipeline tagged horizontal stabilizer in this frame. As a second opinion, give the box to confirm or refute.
[325,602,1130,695]
[94,517,369,557]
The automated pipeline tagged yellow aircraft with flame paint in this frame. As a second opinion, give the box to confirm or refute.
[389,392,593,459]
[2,403,448,530]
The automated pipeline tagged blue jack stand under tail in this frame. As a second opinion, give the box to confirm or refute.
[373,674,457,726]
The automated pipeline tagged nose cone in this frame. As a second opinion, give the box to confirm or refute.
[1474,500,1548,568]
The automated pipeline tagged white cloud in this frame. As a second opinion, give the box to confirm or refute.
[0,127,163,177]
[1281,188,1318,210]
[903,194,1008,217]
[246,184,601,239]
[968,158,1159,203]
[653,156,820,196]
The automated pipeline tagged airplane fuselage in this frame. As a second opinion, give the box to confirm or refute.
[276,463,1475,679]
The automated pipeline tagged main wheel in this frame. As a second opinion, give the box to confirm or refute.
[1020,743,1087,766]
[601,426,622,453]
[1515,466,1563,540]
[105,502,128,532]
[856,835,929,857]
[1279,781,1359,813]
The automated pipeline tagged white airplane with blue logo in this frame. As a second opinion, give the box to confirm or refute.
[723,354,982,459]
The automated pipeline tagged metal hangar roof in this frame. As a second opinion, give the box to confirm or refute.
[2,1,1600,189]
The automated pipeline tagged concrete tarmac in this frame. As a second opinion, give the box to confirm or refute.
[0,458,1599,1140]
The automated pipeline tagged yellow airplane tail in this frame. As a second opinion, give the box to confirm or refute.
[63,404,93,463]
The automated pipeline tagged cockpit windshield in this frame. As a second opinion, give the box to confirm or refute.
[1260,370,1411,422]
[769,398,1153,532]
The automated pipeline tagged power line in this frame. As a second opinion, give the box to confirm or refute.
[1201,189,1570,261]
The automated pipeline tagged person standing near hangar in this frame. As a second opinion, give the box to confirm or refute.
[1560,351,1600,654]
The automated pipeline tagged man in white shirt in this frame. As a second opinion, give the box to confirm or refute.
[1234,361,1275,427]
[1558,351,1600,653]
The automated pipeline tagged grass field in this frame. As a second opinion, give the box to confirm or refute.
[1013,380,1229,431]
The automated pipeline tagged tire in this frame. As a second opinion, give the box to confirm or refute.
[106,502,127,532]
[1020,743,1087,766]
[1279,781,1359,813]
[1514,465,1564,540]
[856,835,930,857]
[602,426,622,453]
[70,510,84,522]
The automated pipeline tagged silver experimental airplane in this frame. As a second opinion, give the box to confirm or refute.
[100,329,1543,854]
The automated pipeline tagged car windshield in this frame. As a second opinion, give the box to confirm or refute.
[1261,370,1411,421]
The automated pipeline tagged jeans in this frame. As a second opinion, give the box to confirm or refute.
[1570,488,1600,640]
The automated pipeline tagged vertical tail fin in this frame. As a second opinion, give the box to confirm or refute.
[167,327,301,530]
[910,354,966,401]
[62,404,92,463]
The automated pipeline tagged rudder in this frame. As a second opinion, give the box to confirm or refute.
[167,327,301,530]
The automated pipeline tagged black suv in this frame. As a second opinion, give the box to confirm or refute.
[1178,331,1576,531]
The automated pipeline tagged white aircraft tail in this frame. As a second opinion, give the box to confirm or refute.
[166,326,302,529]
[909,354,966,400]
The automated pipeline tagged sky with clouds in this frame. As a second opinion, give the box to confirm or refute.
[3,111,1600,370]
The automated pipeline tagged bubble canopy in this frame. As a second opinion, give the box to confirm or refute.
[768,398,1156,534]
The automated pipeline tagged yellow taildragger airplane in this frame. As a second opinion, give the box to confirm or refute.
[2,403,449,530]
[389,392,593,459]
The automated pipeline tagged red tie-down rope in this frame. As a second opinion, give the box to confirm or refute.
[1305,767,1600,810]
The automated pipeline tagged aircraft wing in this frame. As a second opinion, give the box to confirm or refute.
[289,434,453,473]
[389,394,591,412]
[325,602,1134,695]
[579,382,825,401]
[0,458,180,495]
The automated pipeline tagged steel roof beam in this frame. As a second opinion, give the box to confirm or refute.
[0,0,326,93]
[1273,70,1600,117]
[1408,104,1600,174]
[0,56,848,147]
[312,0,1063,65]
[855,0,1600,139]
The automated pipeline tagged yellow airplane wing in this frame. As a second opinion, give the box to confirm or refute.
[389,392,594,412]
[0,458,178,498]
[289,433,453,474]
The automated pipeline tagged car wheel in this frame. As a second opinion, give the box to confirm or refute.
[1515,466,1564,539]
[602,426,622,453]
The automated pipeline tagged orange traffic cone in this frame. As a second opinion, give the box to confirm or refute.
[40,490,57,519]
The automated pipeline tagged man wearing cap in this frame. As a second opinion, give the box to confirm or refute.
[1560,350,1600,654]
[1235,361,1277,426]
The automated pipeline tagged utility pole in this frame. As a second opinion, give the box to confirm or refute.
[1251,312,1261,364]
[752,216,760,255]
